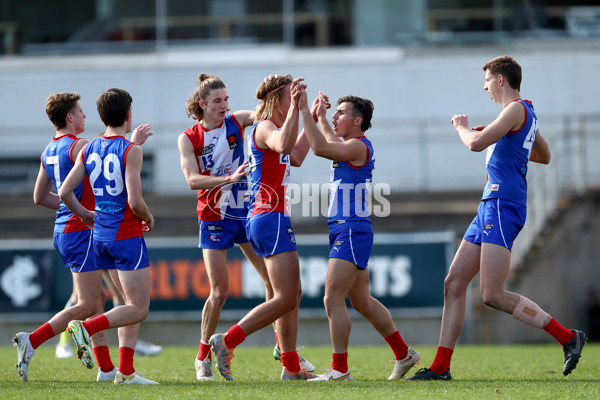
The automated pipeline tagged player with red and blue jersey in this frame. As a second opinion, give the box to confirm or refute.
[297,89,420,382]
[13,92,124,383]
[60,88,158,385]
[409,56,586,381]
[179,74,306,381]
[210,74,315,381]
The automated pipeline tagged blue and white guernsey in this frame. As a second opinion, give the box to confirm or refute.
[328,136,374,232]
[482,99,537,206]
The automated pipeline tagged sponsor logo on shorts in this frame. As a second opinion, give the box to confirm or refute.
[227,134,238,149]
[286,227,296,244]
[209,233,220,242]
[484,224,493,230]
[332,161,339,168]
[206,224,223,232]
[335,240,344,246]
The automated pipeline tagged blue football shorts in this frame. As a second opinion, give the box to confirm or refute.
[198,218,249,250]
[328,226,373,270]
[94,236,149,271]
[246,212,297,258]
[53,229,97,273]
[464,198,526,251]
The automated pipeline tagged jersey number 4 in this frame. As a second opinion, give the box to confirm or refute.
[87,153,124,196]
[522,119,537,159]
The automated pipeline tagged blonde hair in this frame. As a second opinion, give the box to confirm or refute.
[253,74,293,121]
[185,73,228,120]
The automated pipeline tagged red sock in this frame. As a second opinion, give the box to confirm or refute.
[223,324,246,350]
[332,352,348,373]
[93,346,115,373]
[118,347,135,376]
[430,346,453,374]
[274,331,280,348]
[384,330,409,360]
[29,322,55,349]
[281,351,300,373]
[82,315,110,337]
[198,342,211,361]
[544,318,575,345]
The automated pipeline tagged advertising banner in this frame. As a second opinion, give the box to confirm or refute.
[0,232,453,314]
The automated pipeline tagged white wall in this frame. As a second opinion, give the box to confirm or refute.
[1,42,598,194]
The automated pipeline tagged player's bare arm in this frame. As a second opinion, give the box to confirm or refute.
[33,164,59,210]
[124,145,154,231]
[452,101,524,152]
[232,110,256,129]
[58,148,95,228]
[300,92,366,164]
[530,131,551,164]
[177,133,246,190]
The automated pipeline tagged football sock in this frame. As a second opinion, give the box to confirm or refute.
[93,346,115,373]
[82,315,110,337]
[384,330,409,360]
[430,346,453,375]
[118,347,135,376]
[332,352,348,373]
[544,318,575,345]
[198,341,211,361]
[29,322,55,349]
[281,351,301,373]
[223,324,246,350]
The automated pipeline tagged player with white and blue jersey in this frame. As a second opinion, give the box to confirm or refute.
[179,74,313,380]
[210,74,315,381]
[59,88,158,385]
[296,89,420,382]
[409,56,586,381]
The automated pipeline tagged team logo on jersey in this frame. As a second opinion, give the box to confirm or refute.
[332,161,340,168]
[484,224,494,230]
[227,134,238,149]
[490,184,499,191]
[206,224,223,232]
[201,144,215,155]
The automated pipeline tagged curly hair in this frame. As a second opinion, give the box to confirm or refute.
[185,73,228,120]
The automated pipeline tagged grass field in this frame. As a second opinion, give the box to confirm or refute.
[1,344,598,399]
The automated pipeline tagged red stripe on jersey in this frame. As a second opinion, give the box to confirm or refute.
[114,202,143,241]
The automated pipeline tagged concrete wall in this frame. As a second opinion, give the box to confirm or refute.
[1,41,599,195]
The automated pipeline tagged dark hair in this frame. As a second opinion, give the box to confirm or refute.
[482,55,522,91]
[96,88,133,127]
[337,95,374,132]
[185,73,228,120]
[254,74,293,121]
[45,92,81,130]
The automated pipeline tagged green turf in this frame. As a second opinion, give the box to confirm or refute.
[1,344,598,399]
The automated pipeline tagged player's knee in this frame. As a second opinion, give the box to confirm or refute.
[443,274,468,298]
[481,289,502,309]
[210,287,229,307]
